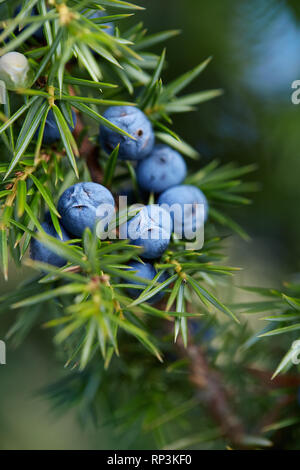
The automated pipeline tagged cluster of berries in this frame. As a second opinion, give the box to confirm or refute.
[30,181,169,302]
[31,105,208,302]
[100,106,208,251]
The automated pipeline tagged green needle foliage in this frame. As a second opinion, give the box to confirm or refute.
[238,282,300,379]
[1,0,292,451]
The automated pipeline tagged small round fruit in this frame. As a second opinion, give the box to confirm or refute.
[88,9,115,36]
[38,109,77,145]
[14,6,44,41]
[126,261,168,303]
[99,106,155,161]
[136,145,187,193]
[30,214,71,267]
[158,184,208,238]
[123,205,172,259]
[58,182,115,238]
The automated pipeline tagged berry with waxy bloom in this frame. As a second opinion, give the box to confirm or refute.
[58,182,115,238]
[136,144,187,193]
[99,106,155,161]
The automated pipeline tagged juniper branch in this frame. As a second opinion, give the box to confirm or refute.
[176,330,245,447]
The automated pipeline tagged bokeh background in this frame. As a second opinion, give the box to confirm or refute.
[1,0,300,449]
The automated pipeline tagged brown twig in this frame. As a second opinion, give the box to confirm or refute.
[174,342,300,447]
[247,367,300,388]
[176,332,245,447]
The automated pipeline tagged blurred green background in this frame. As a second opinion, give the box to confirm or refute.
[1,0,300,449]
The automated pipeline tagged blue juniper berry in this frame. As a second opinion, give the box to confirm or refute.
[14,6,44,41]
[58,182,115,238]
[136,145,187,194]
[122,205,172,259]
[87,9,115,36]
[126,261,168,303]
[99,106,155,161]
[30,213,71,267]
[36,109,77,145]
[189,319,216,342]
[158,184,208,238]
